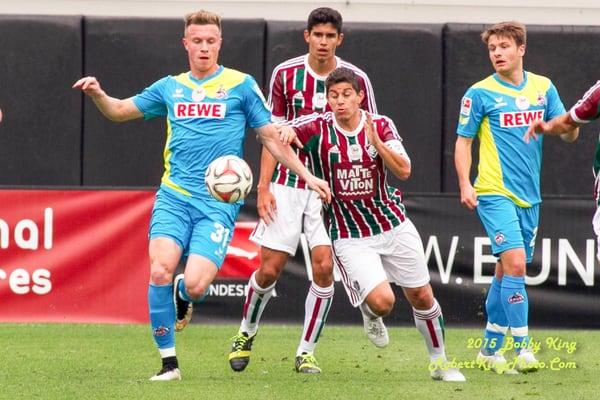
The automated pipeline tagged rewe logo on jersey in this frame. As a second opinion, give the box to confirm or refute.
[174,102,227,119]
[499,110,544,128]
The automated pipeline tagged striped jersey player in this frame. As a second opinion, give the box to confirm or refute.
[286,67,465,381]
[269,54,377,188]
[230,8,379,376]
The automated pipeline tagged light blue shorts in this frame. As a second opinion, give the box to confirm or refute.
[476,195,539,263]
[149,188,240,268]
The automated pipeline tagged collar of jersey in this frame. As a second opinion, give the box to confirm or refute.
[187,65,224,85]
[492,70,528,91]
[333,109,366,137]
[304,54,340,80]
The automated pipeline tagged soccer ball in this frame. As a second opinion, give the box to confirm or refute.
[205,155,253,203]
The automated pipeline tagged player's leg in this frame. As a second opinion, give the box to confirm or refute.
[230,183,302,372]
[475,261,516,374]
[592,202,600,263]
[508,204,540,372]
[147,190,191,381]
[383,220,464,382]
[333,235,392,348]
[477,196,537,372]
[295,191,334,373]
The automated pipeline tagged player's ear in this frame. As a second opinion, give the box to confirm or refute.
[303,29,310,44]
[182,37,188,51]
[518,44,526,57]
[337,32,344,46]
[358,89,365,103]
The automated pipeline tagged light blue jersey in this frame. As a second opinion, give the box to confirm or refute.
[457,71,566,207]
[133,65,271,202]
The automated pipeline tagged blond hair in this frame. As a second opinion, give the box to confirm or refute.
[184,10,221,32]
[481,21,526,47]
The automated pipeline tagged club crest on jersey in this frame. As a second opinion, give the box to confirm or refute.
[460,96,472,116]
[215,85,228,100]
[495,232,505,245]
[347,144,363,161]
[508,291,525,304]
[366,143,378,160]
[536,93,546,106]
[515,95,530,110]
[173,87,184,98]
[312,92,327,109]
[192,87,206,102]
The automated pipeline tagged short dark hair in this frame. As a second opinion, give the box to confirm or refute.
[184,10,221,33]
[325,67,360,94]
[307,7,342,33]
[481,21,526,47]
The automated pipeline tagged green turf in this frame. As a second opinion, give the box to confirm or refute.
[0,324,596,399]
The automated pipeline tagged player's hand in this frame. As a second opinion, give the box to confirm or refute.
[72,76,105,98]
[256,185,277,225]
[305,176,331,204]
[276,125,303,148]
[459,184,478,210]
[524,120,548,143]
[364,112,379,145]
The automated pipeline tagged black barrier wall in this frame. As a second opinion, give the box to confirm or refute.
[1,15,598,196]
[0,15,82,185]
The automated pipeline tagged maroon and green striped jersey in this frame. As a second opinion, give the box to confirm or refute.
[571,81,600,203]
[290,111,407,240]
[268,54,377,189]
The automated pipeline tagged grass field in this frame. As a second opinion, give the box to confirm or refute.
[1,323,596,399]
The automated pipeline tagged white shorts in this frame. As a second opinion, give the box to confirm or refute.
[593,205,600,262]
[249,183,330,255]
[332,219,431,307]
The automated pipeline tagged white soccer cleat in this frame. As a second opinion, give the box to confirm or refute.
[362,314,389,348]
[430,367,466,382]
[515,349,539,373]
[149,367,182,381]
[476,351,518,375]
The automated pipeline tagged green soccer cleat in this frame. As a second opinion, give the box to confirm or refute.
[295,353,321,374]
[173,274,193,332]
[228,331,257,372]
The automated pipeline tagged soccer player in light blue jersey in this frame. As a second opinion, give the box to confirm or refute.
[73,10,330,381]
[454,21,578,374]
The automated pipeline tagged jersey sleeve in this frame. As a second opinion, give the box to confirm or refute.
[288,114,322,148]
[241,75,273,129]
[358,73,378,113]
[132,76,170,120]
[545,81,567,121]
[456,87,484,138]
[570,81,600,123]
[268,69,286,122]
[378,116,410,162]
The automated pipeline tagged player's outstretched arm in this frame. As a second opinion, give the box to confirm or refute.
[524,114,579,143]
[256,123,331,203]
[73,76,142,122]
[454,136,478,210]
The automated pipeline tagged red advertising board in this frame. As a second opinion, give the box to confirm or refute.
[0,190,260,324]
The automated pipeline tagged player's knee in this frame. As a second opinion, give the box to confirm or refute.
[369,295,395,317]
[149,260,175,285]
[505,260,526,276]
[185,283,208,301]
[256,263,283,287]
[311,258,333,287]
